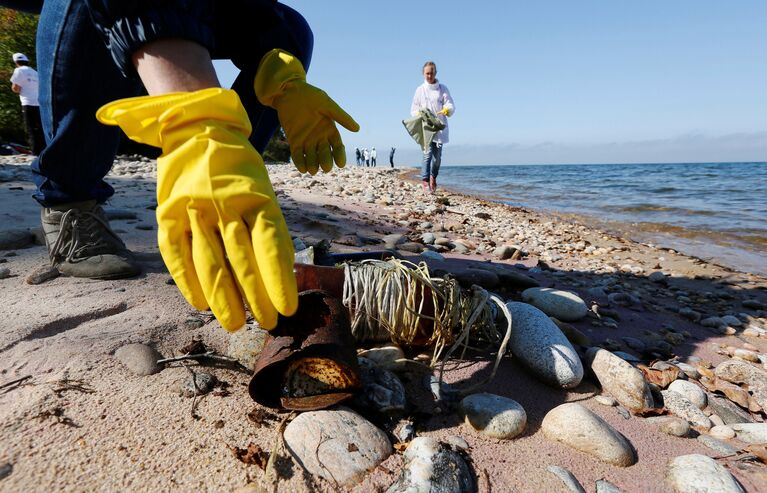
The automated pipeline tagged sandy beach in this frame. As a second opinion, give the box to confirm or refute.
[1,155,767,492]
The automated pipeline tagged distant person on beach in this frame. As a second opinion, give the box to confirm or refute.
[411,61,454,193]
[355,147,361,166]
[371,146,377,167]
[0,1,358,331]
[390,147,396,167]
[9,52,45,155]
[364,147,370,167]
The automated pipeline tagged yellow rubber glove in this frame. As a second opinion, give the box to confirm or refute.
[439,107,451,117]
[255,49,359,175]
[96,88,297,331]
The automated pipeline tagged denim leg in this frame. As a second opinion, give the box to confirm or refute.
[421,145,434,181]
[31,0,140,206]
[431,142,443,178]
[215,3,314,153]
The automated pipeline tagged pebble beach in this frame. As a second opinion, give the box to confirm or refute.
[1,154,767,492]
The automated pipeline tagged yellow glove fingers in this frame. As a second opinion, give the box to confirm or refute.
[246,208,297,317]
[304,145,319,176]
[317,142,333,173]
[188,210,246,331]
[222,219,278,329]
[291,147,307,173]
[157,216,208,310]
[322,98,360,132]
[330,131,346,168]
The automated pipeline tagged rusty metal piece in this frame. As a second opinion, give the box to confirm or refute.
[249,290,361,410]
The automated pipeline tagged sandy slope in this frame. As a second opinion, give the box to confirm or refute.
[1,156,766,492]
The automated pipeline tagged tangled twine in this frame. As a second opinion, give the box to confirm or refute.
[341,259,512,392]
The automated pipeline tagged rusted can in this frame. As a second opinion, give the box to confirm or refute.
[249,290,361,410]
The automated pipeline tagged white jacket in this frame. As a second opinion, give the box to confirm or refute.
[410,81,455,143]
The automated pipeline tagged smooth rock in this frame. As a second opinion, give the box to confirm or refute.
[354,358,406,416]
[460,393,526,439]
[547,465,586,493]
[358,345,405,369]
[721,315,742,327]
[656,417,691,437]
[420,250,446,262]
[0,267,10,279]
[493,245,516,260]
[227,325,269,371]
[668,380,707,410]
[541,403,636,467]
[708,425,736,440]
[586,348,654,413]
[386,437,474,493]
[0,462,12,481]
[506,302,584,388]
[730,423,767,444]
[0,229,34,250]
[181,371,215,397]
[114,343,162,376]
[648,271,667,283]
[421,232,436,245]
[661,390,712,431]
[596,479,626,493]
[398,241,424,253]
[284,407,392,486]
[442,267,499,289]
[25,265,60,285]
[666,454,744,493]
[714,359,767,411]
[595,395,617,407]
[706,394,754,425]
[697,435,738,455]
[521,287,588,322]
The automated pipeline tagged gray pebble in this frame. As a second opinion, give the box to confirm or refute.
[114,343,162,376]
[181,371,216,397]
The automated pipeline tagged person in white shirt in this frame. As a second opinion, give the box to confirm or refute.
[410,61,454,193]
[363,147,370,167]
[371,146,377,167]
[9,53,45,155]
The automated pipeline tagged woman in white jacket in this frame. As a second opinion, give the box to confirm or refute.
[411,61,454,193]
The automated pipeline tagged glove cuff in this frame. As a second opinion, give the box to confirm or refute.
[254,49,307,107]
[96,88,252,149]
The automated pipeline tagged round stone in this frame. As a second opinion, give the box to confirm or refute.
[709,425,736,440]
[114,343,162,376]
[666,454,744,493]
[521,287,588,321]
[668,380,707,410]
[459,393,527,439]
[283,407,392,486]
[541,403,636,467]
[506,302,584,388]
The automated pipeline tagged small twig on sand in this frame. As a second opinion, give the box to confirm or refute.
[181,363,201,419]
[157,352,237,365]
[0,375,31,391]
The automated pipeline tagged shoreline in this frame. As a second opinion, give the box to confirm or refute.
[397,165,767,277]
[1,156,767,492]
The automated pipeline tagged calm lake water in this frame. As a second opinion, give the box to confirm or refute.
[435,162,767,275]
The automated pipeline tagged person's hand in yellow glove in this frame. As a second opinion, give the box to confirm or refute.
[439,107,451,117]
[255,49,359,175]
[96,88,297,331]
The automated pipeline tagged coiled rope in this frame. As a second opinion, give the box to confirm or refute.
[341,259,512,392]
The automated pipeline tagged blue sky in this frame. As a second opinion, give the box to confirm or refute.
[214,1,767,165]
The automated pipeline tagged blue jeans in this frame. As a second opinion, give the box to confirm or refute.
[28,0,313,206]
[421,142,443,181]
